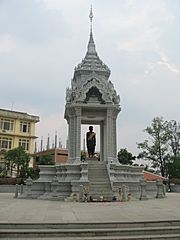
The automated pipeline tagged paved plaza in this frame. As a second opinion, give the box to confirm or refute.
[0,193,180,223]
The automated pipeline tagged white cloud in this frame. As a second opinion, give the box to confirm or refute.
[102,0,174,53]
[0,34,16,53]
[144,49,180,75]
[42,0,85,10]
[158,50,180,73]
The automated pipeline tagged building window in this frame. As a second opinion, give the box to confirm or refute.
[20,121,30,133]
[0,137,12,149]
[0,118,14,131]
[19,139,29,151]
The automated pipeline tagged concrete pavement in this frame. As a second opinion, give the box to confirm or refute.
[0,193,180,223]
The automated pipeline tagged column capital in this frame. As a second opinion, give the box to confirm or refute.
[75,106,81,116]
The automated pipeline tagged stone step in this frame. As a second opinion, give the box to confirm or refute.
[89,189,113,193]
[88,173,108,176]
[89,175,108,178]
[89,186,112,191]
[89,174,109,177]
[89,181,110,183]
[89,191,112,195]
[88,168,107,171]
[88,167,106,169]
[88,194,114,200]
[1,220,180,229]
[89,182,111,184]
[2,234,180,240]
[89,188,113,195]
[1,226,180,238]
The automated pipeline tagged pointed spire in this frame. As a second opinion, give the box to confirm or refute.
[40,136,43,151]
[55,131,57,148]
[87,5,96,54]
[47,134,50,150]
[89,5,93,33]
[72,6,111,80]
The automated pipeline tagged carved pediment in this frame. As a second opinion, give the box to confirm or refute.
[66,76,120,105]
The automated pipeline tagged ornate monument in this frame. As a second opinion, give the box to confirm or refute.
[64,7,120,164]
[19,8,161,201]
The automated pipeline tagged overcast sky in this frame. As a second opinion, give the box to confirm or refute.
[0,0,179,155]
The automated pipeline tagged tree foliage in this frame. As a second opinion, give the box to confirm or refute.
[137,117,180,179]
[118,148,136,165]
[168,156,180,179]
[137,117,169,177]
[38,154,54,165]
[166,120,180,156]
[4,147,30,178]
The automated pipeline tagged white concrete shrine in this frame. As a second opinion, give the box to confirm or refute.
[19,8,161,202]
[64,7,120,163]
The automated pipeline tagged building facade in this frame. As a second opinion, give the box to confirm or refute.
[34,148,68,165]
[0,108,39,167]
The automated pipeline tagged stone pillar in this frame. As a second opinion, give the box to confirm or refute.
[20,184,23,195]
[121,185,128,202]
[68,117,73,160]
[156,179,165,198]
[139,179,147,200]
[112,108,119,161]
[67,107,76,161]
[103,119,107,163]
[106,108,113,163]
[14,184,19,198]
[112,117,116,159]
[80,163,88,181]
[100,122,104,161]
[75,107,81,162]
[56,166,62,181]
[26,177,33,198]
[79,184,84,202]
[51,176,59,198]
[61,165,67,180]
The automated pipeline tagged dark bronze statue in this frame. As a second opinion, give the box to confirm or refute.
[86,126,96,157]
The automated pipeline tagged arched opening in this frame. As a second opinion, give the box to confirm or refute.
[84,86,105,104]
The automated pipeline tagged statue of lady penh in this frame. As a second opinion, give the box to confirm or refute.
[86,126,96,158]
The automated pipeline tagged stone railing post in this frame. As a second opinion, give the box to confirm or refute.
[79,184,84,202]
[14,184,19,198]
[26,177,33,198]
[51,176,59,198]
[139,179,147,200]
[20,184,23,195]
[156,179,165,198]
[61,165,67,180]
[109,163,116,181]
[80,163,88,181]
[56,166,62,181]
[122,185,128,202]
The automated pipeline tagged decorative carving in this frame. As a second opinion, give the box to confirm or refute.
[66,76,120,105]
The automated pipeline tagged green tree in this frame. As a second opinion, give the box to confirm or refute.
[38,154,54,165]
[118,148,136,165]
[166,120,180,156]
[27,167,40,180]
[168,156,180,179]
[137,117,169,177]
[4,147,30,178]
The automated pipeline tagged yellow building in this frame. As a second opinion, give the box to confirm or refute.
[0,108,39,167]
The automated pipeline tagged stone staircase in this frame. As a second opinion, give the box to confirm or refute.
[87,159,114,201]
[1,220,180,239]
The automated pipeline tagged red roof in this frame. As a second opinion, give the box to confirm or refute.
[143,171,167,181]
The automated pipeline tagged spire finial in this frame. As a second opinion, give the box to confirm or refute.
[89,5,93,32]
[87,5,96,54]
